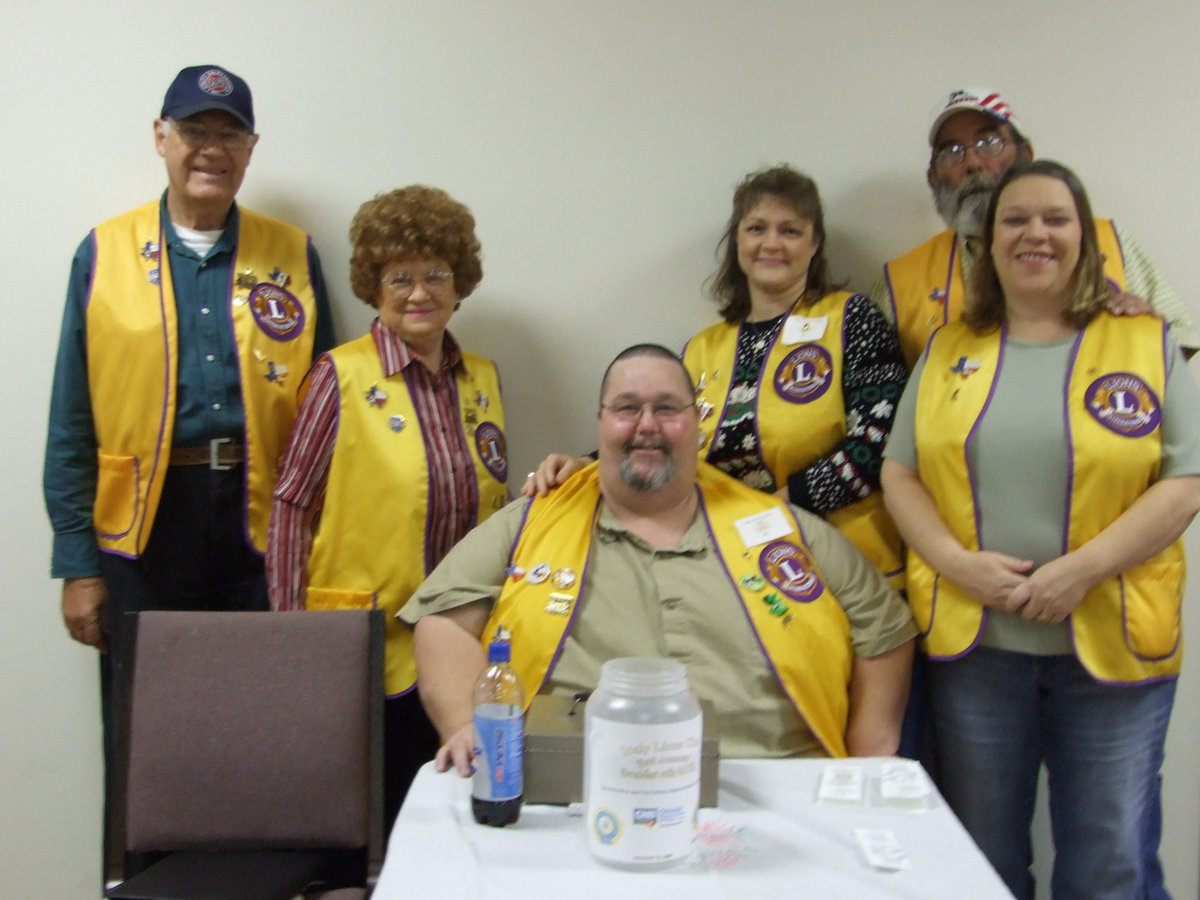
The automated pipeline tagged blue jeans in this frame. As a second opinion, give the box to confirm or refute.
[928,647,1175,900]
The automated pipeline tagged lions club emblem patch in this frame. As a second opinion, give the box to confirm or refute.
[759,540,825,603]
[774,345,834,404]
[1084,372,1161,438]
[248,283,305,341]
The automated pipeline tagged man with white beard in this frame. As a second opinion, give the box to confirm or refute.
[871,87,1197,367]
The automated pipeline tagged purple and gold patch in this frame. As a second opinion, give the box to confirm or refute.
[248,283,305,341]
[759,540,824,603]
[774,345,833,404]
[474,422,508,483]
[1085,372,1161,438]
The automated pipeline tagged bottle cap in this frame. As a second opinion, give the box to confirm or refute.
[487,627,512,663]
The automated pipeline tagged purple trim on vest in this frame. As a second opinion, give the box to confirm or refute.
[228,256,258,555]
[964,323,1006,550]
[750,305,793,461]
[940,236,959,331]
[696,487,816,724]
[883,264,899,328]
[932,321,1007,660]
[125,217,171,552]
[84,230,99,310]
[928,571,984,661]
[450,374,485,523]
[1059,331,1086,557]
[1068,622,1181,687]
[525,496,601,698]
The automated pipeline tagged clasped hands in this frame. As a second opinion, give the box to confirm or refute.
[954,550,1092,625]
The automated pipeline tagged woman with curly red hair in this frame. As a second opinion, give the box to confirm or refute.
[267,186,509,827]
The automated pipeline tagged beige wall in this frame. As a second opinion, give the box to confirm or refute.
[4,2,1197,895]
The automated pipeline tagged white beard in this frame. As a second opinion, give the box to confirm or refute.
[932,171,1002,237]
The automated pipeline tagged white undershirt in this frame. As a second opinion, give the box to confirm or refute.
[172,223,223,258]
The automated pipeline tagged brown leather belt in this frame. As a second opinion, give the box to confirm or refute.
[169,438,244,470]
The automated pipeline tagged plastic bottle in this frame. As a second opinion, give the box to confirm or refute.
[584,657,702,870]
[472,628,525,826]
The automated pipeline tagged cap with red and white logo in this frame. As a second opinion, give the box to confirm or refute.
[928,88,1024,146]
[161,65,254,131]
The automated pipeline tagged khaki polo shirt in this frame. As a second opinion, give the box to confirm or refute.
[400,496,916,758]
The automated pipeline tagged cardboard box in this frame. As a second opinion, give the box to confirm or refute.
[523,694,720,807]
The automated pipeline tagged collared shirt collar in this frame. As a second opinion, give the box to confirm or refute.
[159,191,239,262]
[959,232,983,273]
[594,496,710,555]
[370,317,464,379]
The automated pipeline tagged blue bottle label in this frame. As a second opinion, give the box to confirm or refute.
[473,706,523,800]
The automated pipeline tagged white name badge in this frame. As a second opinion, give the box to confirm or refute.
[782,315,828,344]
[733,507,794,549]
[817,762,865,804]
[854,828,911,871]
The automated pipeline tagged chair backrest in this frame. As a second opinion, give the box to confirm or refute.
[115,610,383,859]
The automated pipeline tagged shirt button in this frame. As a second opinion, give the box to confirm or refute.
[206,354,216,362]
[201,307,211,315]
[212,403,222,411]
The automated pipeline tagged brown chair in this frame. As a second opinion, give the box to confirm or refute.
[105,609,384,900]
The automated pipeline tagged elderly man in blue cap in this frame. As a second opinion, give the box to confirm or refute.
[43,64,334,881]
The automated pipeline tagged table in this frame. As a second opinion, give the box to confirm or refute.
[374,758,1012,898]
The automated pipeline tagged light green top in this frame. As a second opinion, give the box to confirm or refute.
[886,333,1200,654]
[401,497,916,758]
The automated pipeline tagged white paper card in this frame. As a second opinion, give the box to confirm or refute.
[855,828,911,871]
[817,762,864,804]
[733,507,794,548]
[782,315,828,344]
[879,759,933,804]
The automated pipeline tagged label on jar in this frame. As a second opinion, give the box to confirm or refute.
[473,705,523,800]
[585,717,702,866]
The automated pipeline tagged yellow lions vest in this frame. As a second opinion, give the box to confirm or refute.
[683,291,904,588]
[306,334,508,696]
[485,462,854,756]
[911,313,1182,683]
[884,220,1127,369]
[86,200,317,556]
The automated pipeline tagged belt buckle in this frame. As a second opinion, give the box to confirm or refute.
[209,437,233,471]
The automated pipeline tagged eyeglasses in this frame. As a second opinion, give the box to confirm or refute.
[379,269,455,298]
[168,119,255,150]
[932,133,1009,173]
[601,401,693,423]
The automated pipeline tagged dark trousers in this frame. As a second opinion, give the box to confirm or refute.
[99,465,267,883]
[383,690,441,836]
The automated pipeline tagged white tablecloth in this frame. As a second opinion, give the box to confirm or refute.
[375,757,1012,898]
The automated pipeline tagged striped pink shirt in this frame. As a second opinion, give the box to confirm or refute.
[266,319,480,611]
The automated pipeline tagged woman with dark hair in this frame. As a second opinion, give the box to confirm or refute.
[266,185,509,828]
[881,160,1200,898]
[683,165,908,587]
[524,165,908,589]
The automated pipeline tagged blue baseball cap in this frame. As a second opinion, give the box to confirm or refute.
[161,65,254,131]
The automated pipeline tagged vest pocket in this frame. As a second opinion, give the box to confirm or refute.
[305,587,375,611]
[1121,560,1183,661]
[905,556,936,636]
[93,452,139,538]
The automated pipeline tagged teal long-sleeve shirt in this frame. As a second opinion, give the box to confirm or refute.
[43,196,335,579]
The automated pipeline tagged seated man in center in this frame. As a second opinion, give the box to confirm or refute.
[401,344,916,773]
